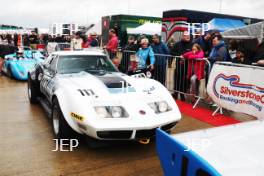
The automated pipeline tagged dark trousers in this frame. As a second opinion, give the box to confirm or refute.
[173,59,189,101]
[153,64,167,85]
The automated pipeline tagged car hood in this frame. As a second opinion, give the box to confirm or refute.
[11,58,42,73]
[56,71,160,99]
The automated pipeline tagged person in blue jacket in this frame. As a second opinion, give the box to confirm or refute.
[136,38,155,70]
[208,34,230,65]
[151,34,170,84]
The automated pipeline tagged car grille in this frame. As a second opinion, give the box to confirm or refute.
[97,130,133,139]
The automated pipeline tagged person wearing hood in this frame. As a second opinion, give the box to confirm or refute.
[208,34,230,65]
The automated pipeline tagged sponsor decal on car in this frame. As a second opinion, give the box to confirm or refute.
[143,86,155,94]
[77,89,97,97]
[71,112,84,121]
[213,74,264,112]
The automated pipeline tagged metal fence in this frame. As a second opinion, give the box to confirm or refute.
[47,42,71,54]
[116,50,212,109]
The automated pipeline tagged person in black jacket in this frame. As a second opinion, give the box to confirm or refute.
[13,33,18,47]
[23,34,30,47]
[194,31,212,57]
[119,36,138,73]
[151,34,170,85]
[171,31,193,101]
[232,46,251,65]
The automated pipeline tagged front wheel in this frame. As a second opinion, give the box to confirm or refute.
[7,66,13,78]
[52,98,75,139]
[27,76,39,104]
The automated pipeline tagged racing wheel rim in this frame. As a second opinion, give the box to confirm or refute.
[52,106,60,135]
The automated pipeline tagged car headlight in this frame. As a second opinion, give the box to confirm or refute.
[158,101,168,113]
[94,106,108,118]
[94,106,128,118]
[148,102,158,113]
[110,106,122,118]
[148,101,171,114]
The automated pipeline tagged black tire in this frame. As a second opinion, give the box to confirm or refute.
[52,98,75,139]
[7,66,13,78]
[27,76,39,104]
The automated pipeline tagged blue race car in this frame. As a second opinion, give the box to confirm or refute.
[2,50,44,81]
[156,121,264,176]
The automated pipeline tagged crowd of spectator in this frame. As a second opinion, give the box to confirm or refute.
[1,28,264,100]
[117,29,264,101]
[0,31,100,50]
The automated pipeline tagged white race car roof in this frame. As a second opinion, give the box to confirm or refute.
[173,120,264,175]
[53,50,106,57]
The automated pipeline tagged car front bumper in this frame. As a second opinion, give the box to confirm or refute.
[76,111,181,140]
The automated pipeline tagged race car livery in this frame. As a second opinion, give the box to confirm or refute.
[156,120,264,176]
[27,49,181,142]
[2,50,44,80]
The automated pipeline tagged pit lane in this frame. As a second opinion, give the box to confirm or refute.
[0,76,211,176]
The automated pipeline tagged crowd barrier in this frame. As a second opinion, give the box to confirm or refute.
[207,62,264,118]
[116,50,212,109]
[46,42,71,54]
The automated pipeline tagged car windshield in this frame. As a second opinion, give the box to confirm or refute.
[57,55,118,74]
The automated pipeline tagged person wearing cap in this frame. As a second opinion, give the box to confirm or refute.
[71,31,83,51]
[82,32,99,48]
[136,38,155,70]
[89,32,99,47]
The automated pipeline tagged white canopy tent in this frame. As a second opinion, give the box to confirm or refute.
[127,23,162,35]
[222,21,264,43]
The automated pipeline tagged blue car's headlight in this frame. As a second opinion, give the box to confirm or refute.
[94,106,128,118]
[148,101,171,114]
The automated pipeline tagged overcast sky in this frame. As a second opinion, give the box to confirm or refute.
[0,0,263,28]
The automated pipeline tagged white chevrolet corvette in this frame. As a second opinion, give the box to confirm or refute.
[27,49,181,142]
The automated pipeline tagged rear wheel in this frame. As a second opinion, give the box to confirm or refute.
[52,98,75,139]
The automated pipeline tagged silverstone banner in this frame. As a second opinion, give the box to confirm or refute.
[207,62,264,119]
